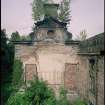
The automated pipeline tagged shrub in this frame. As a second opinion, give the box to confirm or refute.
[72,98,87,105]
[6,65,86,105]
[25,78,57,105]
[58,87,70,105]
[6,78,57,105]
[6,92,30,105]
[12,59,24,90]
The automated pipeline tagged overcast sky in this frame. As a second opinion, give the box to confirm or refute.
[1,0,104,38]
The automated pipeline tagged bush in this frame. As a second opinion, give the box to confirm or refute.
[6,77,87,105]
[25,78,57,105]
[1,83,14,104]
[6,78,57,105]
[72,98,87,105]
[6,92,30,105]
[12,59,23,89]
[58,87,70,105]
[6,65,86,105]
[5,59,24,105]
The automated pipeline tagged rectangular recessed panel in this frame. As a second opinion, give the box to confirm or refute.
[25,64,37,81]
[64,63,77,91]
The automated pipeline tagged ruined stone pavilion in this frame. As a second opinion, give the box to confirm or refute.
[13,4,104,105]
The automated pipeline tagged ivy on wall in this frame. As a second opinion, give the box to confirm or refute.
[89,58,97,96]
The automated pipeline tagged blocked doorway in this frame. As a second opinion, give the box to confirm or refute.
[64,63,78,92]
[25,64,37,81]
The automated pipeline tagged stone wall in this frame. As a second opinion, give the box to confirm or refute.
[15,42,83,99]
[14,33,104,104]
[77,55,89,99]
[36,28,67,42]
[35,43,82,101]
[97,56,104,105]
[35,43,79,88]
[78,32,104,105]
[79,33,104,53]
[79,55,104,105]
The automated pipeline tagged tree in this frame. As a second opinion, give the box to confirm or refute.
[75,29,87,41]
[31,0,71,23]
[20,35,32,41]
[31,0,49,21]
[1,29,15,104]
[79,30,87,41]
[58,0,71,23]
[1,29,14,71]
[1,29,7,48]
[11,31,21,41]
[29,32,35,41]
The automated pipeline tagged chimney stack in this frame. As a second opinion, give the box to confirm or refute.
[44,4,59,18]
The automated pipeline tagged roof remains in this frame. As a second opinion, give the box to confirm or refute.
[78,32,104,55]
[35,17,67,28]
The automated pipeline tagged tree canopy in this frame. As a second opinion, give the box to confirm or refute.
[10,31,32,41]
[31,0,71,23]
[11,31,21,41]
[1,29,15,104]
[58,0,71,23]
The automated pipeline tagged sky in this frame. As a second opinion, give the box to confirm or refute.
[1,0,104,39]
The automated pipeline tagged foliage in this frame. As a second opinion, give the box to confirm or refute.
[75,30,87,41]
[7,42,15,70]
[5,58,24,105]
[31,0,71,23]
[1,29,7,48]
[10,31,32,41]
[1,29,10,68]
[58,0,71,23]
[31,0,48,21]
[12,59,24,89]
[25,78,57,105]
[6,78,57,105]
[79,30,87,41]
[72,98,87,105]
[29,32,35,40]
[2,57,24,104]
[1,29,87,105]
[1,78,14,104]
[89,60,96,96]
[20,35,32,41]
[58,87,70,105]
[6,76,88,105]
[6,93,30,105]
[11,31,21,41]
[1,29,15,104]
[1,29,30,104]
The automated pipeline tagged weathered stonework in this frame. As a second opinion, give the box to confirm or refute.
[13,4,104,105]
[15,42,80,96]
[97,56,104,105]
[78,32,104,105]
